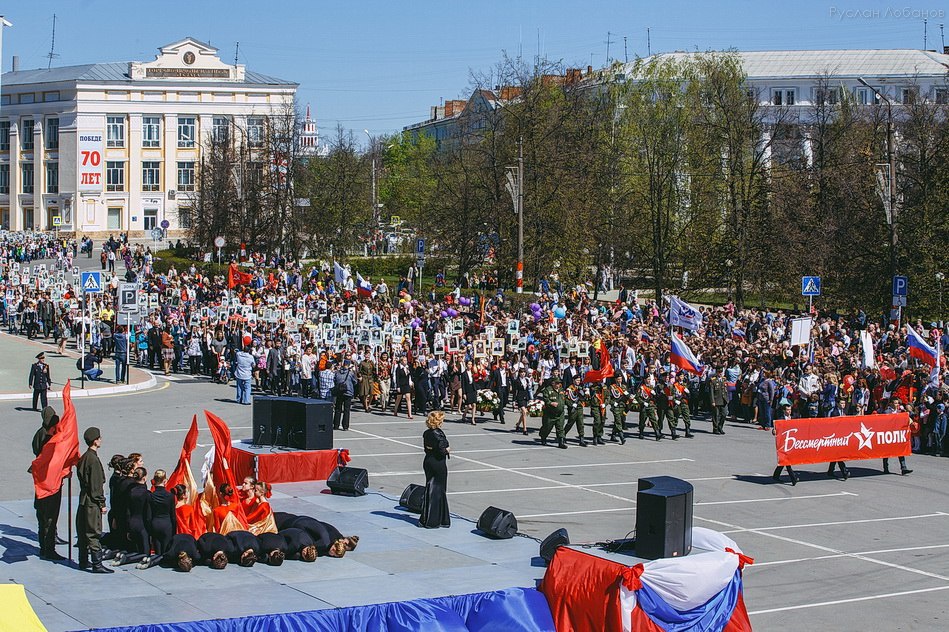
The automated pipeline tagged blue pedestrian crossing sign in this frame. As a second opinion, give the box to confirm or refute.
[892,275,908,296]
[80,271,103,294]
[801,276,821,296]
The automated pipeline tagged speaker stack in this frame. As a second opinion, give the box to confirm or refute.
[634,476,693,560]
[539,528,570,564]
[477,506,518,539]
[253,396,334,450]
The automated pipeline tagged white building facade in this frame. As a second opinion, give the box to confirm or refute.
[0,37,298,236]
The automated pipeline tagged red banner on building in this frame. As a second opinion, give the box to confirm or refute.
[775,413,911,466]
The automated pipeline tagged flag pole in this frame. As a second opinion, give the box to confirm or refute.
[66,473,73,563]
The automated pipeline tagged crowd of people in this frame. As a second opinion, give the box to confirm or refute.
[7,230,948,468]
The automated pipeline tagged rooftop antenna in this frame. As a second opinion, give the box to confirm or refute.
[624,36,628,63]
[941,23,945,50]
[605,31,613,64]
[234,41,239,66]
[924,18,928,50]
[647,27,652,57]
[46,14,59,69]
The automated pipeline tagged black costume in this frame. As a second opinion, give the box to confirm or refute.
[258,532,288,565]
[147,486,176,556]
[286,516,344,556]
[161,533,200,570]
[420,427,451,528]
[197,532,236,565]
[126,482,152,554]
[278,527,315,560]
[273,511,298,531]
[109,475,135,550]
[227,530,261,565]
[32,407,64,560]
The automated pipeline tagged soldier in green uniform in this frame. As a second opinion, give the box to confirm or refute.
[608,374,629,445]
[76,426,113,573]
[670,372,694,438]
[563,375,587,447]
[637,380,662,440]
[588,381,608,445]
[538,376,567,449]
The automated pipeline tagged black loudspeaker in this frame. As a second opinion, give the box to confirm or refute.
[634,476,693,560]
[540,528,570,564]
[477,506,518,539]
[399,484,425,513]
[254,396,334,450]
[326,467,369,496]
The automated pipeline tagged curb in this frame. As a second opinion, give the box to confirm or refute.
[0,374,158,400]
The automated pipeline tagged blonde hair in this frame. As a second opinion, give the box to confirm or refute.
[426,411,445,429]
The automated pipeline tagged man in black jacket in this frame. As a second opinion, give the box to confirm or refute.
[28,352,52,411]
[32,406,65,560]
[490,360,510,424]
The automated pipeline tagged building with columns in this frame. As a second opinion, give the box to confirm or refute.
[0,37,297,236]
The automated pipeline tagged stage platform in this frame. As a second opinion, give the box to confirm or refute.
[231,442,348,484]
[0,482,547,632]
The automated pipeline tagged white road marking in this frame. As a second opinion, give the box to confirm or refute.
[519,507,635,519]
[152,426,250,434]
[695,491,857,506]
[334,433,496,441]
[716,512,949,533]
[751,543,949,568]
[447,476,742,496]
[747,585,949,615]
[356,447,535,458]
[697,514,949,583]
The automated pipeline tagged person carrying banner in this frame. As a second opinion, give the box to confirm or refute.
[825,398,850,480]
[771,401,799,486]
[31,406,65,560]
[588,381,608,445]
[882,397,913,475]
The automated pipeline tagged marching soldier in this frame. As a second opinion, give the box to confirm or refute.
[589,381,608,445]
[654,372,671,437]
[666,372,694,439]
[538,376,568,449]
[563,375,588,447]
[608,374,629,444]
[710,370,728,435]
[637,378,662,440]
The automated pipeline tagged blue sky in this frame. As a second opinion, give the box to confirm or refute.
[0,1,942,139]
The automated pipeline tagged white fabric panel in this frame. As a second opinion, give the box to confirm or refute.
[640,550,739,611]
[691,526,742,554]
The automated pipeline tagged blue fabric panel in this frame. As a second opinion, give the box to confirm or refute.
[635,569,743,632]
[83,586,555,632]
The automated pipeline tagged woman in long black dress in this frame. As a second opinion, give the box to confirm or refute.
[138,469,176,569]
[114,467,151,566]
[420,411,451,528]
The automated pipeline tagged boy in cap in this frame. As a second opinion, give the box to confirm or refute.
[76,426,113,573]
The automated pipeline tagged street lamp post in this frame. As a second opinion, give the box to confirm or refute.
[364,130,378,227]
[858,78,898,315]
[504,137,524,293]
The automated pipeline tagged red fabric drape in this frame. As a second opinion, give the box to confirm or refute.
[205,411,250,528]
[32,381,81,499]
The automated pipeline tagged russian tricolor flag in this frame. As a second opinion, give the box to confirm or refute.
[906,324,938,367]
[356,272,373,298]
[670,333,704,375]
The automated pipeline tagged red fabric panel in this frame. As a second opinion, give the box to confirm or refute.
[723,589,753,632]
[540,547,627,632]
[775,413,911,466]
[231,448,345,484]
[32,380,81,499]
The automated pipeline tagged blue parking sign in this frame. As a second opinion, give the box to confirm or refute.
[892,276,908,296]
[801,276,821,296]
[416,238,425,255]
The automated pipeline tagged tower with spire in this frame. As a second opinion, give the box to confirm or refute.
[299,104,326,157]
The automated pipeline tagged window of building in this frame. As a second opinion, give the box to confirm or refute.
[246,161,264,185]
[142,161,161,192]
[43,91,60,102]
[18,93,35,104]
[46,162,58,193]
[212,116,230,143]
[0,164,9,194]
[936,88,949,105]
[107,116,125,148]
[21,119,35,150]
[177,161,195,191]
[177,117,196,148]
[45,118,59,149]
[899,87,918,104]
[0,95,9,106]
[142,116,161,148]
[21,163,34,193]
[107,207,122,230]
[813,87,841,105]
[247,116,265,147]
[143,208,158,230]
[771,89,795,106]
[178,207,192,229]
[0,121,9,151]
[106,161,125,192]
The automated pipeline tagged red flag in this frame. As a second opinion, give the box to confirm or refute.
[227,262,253,289]
[31,381,81,499]
[583,339,615,383]
[204,410,249,528]
[167,416,206,539]
[167,415,199,491]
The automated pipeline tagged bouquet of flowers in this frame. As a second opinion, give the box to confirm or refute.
[477,389,501,412]
[527,399,545,417]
